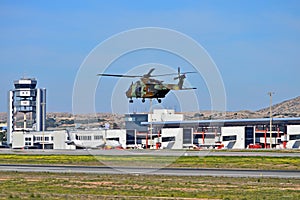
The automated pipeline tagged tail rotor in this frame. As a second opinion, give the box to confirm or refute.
[174,67,186,89]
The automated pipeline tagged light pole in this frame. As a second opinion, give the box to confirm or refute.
[149,99,153,149]
[268,92,274,149]
[41,102,46,151]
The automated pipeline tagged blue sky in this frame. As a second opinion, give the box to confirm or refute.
[0,0,300,113]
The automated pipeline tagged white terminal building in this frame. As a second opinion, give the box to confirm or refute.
[6,95,300,149]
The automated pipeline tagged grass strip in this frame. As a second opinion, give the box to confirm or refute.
[0,171,299,200]
[0,154,299,170]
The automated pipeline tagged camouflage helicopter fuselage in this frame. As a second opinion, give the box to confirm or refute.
[126,78,172,100]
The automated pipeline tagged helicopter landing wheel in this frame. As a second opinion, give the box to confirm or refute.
[129,99,133,103]
[157,99,162,103]
[142,98,145,103]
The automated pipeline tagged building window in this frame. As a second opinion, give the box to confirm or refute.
[94,135,103,140]
[34,136,43,141]
[162,137,175,142]
[205,134,216,139]
[290,134,300,140]
[79,135,92,140]
[25,137,32,141]
[126,130,135,145]
[223,135,237,141]
[245,127,254,147]
[183,128,192,144]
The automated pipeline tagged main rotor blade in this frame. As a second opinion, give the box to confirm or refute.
[151,71,196,77]
[152,73,178,77]
[97,70,197,78]
[181,87,197,90]
[97,73,142,78]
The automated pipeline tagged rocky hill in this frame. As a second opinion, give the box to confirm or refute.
[257,96,300,118]
[188,96,300,120]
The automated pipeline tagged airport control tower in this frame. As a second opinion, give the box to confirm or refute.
[7,78,46,145]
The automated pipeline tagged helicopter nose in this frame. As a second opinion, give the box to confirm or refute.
[126,88,131,97]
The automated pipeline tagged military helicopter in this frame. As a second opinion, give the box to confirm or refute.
[97,67,196,103]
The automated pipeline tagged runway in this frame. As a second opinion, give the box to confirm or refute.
[0,164,299,178]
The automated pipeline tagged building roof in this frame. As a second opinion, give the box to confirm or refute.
[141,117,300,127]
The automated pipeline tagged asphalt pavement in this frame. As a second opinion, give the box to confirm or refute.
[0,164,299,178]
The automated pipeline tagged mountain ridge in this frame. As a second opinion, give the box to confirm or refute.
[257,96,300,118]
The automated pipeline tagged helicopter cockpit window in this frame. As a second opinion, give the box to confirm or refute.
[135,81,142,96]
